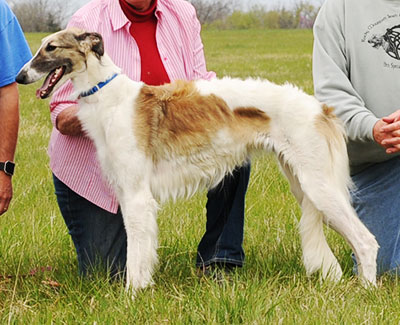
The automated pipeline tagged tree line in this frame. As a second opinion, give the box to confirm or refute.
[7,0,72,32]
[193,0,319,30]
[7,0,320,32]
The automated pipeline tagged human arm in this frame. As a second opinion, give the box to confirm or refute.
[313,0,379,144]
[50,81,84,136]
[55,105,83,136]
[0,83,19,214]
[188,6,216,81]
[0,3,31,214]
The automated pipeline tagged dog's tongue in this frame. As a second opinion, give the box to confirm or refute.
[36,66,65,99]
[36,74,53,99]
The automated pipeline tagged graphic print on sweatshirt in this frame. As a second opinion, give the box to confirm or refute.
[368,24,400,59]
[362,13,400,67]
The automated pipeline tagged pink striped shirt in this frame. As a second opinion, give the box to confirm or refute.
[49,0,216,213]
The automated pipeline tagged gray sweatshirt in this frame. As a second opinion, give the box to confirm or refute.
[313,0,400,174]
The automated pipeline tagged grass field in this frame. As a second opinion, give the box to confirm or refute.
[1,29,399,323]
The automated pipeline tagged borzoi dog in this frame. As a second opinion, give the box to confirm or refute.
[16,29,378,293]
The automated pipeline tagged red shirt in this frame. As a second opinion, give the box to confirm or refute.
[119,0,170,86]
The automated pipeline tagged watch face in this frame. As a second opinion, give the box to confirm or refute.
[4,161,15,176]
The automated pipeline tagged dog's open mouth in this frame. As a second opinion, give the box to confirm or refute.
[36,66,66,99]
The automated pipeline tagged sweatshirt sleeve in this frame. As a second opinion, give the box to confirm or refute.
[312,0,378,143]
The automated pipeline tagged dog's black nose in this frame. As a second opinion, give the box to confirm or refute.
[16,71,28,84]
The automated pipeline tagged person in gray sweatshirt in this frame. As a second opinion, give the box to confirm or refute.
[313,0,400,275]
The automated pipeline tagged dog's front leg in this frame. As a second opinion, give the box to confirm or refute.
[119,187,159,295]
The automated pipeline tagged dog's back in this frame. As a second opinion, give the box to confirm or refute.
[129,78,345,204]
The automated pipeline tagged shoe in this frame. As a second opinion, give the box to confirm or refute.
[197,262,237,282]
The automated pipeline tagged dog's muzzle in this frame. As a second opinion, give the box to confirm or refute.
[16,69,30,85]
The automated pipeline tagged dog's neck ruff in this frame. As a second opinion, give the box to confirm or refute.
[79,73,119,98]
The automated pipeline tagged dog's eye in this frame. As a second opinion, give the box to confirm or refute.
[45,44,56,52]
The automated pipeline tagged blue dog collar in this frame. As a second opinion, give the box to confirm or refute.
[79,73,119,98]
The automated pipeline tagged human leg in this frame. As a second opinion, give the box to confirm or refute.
[351,156,400,275]
[53,174,127,277]
[196,164,250,269]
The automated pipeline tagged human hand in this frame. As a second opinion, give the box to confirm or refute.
[56,105,83,136]
[382,109,400,124]
[376,110,400,154]
[373,119,391,147]
[0,172,12,215]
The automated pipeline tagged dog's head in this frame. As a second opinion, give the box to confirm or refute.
[368,34,384,48]
[16,28,104,99]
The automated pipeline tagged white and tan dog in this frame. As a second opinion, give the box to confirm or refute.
[17,29,378,293]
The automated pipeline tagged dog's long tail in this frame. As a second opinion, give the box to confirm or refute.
[315,104,353,198]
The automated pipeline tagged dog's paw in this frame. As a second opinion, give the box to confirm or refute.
[359,268,377,288]
[322,263,343,283]
[125,267,154,292]
[361,277,377,288]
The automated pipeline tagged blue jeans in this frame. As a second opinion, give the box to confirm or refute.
[53,175,127,277]
[54,164,249,274]
[351,156,400,275]
[196,164,250,268]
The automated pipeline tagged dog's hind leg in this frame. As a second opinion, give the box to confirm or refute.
[278,159,342,280]
[296,172,378,286]
[119,186,159,293]
[299,196,343,280]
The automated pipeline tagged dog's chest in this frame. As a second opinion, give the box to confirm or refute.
[77,97,138,173]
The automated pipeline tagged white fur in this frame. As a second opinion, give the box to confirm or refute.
[17,30,379,295]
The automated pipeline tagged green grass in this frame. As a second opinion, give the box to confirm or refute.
[1,29,399,323]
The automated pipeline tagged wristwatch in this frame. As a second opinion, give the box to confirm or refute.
[0,161,15,176]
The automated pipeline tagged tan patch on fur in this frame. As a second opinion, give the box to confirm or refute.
[233,107,270,134]
[32,29,88,74]
[321,104,336,119]
[315,104,346,155]
[134,81,271,161]
[134,81,233,160]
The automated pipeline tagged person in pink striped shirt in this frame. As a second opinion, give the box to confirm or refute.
[49,0,250,278]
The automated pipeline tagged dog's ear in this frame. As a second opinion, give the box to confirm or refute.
[76,32,104,58]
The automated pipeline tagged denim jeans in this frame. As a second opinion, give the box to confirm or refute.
[196,164,250,268]
[351,156,400,275]
[53,174,127,277]
[54,163,250,275]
